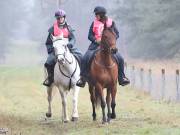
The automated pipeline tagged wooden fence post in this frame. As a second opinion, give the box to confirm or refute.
[176,70,180,101]
[140,68,144,89]
[161,69,166,99]
[148,69,152,93]
[131,66,135,87]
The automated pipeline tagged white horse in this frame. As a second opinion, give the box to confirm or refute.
[45,35,80,122]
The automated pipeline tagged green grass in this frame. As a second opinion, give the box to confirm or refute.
[0,66,180,135]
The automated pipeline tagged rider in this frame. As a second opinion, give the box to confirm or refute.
[76,6,130,87]
[43,9,82,87]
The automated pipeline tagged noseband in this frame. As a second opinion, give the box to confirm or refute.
[56,52,73,65]
[101,38,111,53]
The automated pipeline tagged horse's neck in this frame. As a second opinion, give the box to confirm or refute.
[65,49,71,58]
[100,50,113,65]
[64,51,76,69]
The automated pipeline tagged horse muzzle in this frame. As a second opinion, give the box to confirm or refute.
[58,58,65,64]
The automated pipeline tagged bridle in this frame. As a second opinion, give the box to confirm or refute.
[56,52,73,65]
[100,28,117,53]
[101,38,112,53]
[94,28,117,68]
[53,40,77,90]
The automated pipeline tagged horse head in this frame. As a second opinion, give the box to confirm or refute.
[51,35,70,65]
[101,27,118,54]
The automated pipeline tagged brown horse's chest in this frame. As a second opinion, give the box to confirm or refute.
[90,51,118,87]
[91,64,118,83]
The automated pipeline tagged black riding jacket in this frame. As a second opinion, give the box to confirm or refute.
[45,23,76,54]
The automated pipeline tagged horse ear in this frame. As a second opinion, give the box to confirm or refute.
[65,44,68,51]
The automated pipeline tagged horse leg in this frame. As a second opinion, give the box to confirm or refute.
[101,94,106,124]
[111,86,117,119]
[71,86,79,122]
[106,88,111,122]
[89,85,96,121]
[59,88,69,123]
[96,84,106,124]
[46,86,53,118]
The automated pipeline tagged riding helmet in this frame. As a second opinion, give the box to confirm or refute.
[55,9,66,18]
[94,6,107,15]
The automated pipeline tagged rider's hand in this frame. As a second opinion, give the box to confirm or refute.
[96,39,101,44]
[111,48,118,54]
[67,43,73,49]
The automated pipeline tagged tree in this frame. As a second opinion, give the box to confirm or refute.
[113,0,180,59]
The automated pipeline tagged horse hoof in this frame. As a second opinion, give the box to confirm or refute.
[93,117,96,121]
[71,117,78,122]
[46,113,52,118]
[111,113,116,119]
[102,118,107,124]
[107,117,111,122]
[64,120,69,123]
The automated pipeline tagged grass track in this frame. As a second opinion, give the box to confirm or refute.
[0,66,180,135]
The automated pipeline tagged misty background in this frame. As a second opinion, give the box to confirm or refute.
[0,0,180,66]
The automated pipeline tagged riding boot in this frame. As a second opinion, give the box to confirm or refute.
[76,60,87,87]
[118,74,130,86]
[118,60,130,86]
[76,49,96,88]
[76,53,89,87]
[76,76,86,87]
[43,64,54,87]
[113,53,130,86]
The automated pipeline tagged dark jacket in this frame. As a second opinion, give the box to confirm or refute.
[45,23,76,54]
[88,20,119,50]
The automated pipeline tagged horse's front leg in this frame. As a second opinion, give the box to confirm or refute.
[59,89,69,123]
[71,86,79,122]
[106,88,111,122]
[111,86,117,119]
[89,85,96,121]
[46,86,53,118]
[101,95,106,124]
[96,84,106,124]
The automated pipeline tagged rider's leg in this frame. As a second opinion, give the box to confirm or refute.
[76,43,99,87]
[43,52,56,87]
[68,46,83,65]
[76,49,95,87]
[76,51,89,87]
[113,52,130,86]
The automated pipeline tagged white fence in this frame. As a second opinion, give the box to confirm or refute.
[125,63,180,102]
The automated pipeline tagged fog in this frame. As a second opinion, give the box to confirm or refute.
[0,0,179,66]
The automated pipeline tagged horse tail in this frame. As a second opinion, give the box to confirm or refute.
[89,84,101,108]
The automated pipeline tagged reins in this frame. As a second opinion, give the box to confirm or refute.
[94,50,116,68]
[57,55,77,90]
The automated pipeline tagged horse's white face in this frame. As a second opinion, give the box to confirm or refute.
[51,35,69,64]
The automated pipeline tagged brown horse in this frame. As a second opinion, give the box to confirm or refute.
[88,27,118,124]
